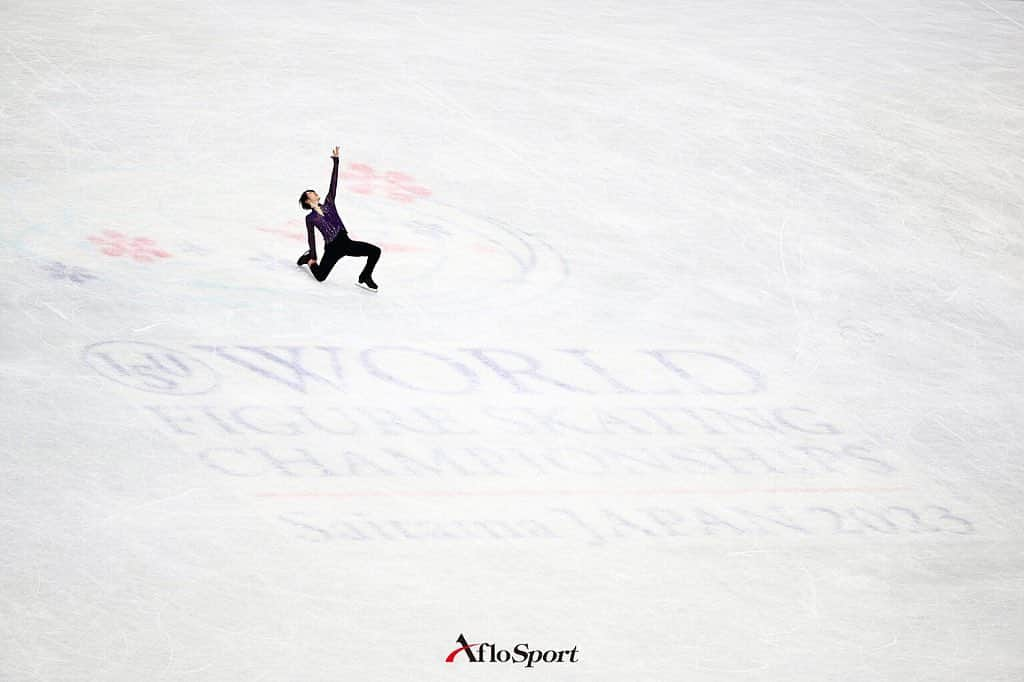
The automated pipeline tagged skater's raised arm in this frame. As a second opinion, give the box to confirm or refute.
[326,146,340,202]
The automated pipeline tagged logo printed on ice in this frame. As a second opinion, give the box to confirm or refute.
[444,633,580,667]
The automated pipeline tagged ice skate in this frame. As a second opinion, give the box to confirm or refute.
[356,274,378,292]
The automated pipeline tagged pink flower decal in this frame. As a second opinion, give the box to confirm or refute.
[343,163,377,195]
[341,163,432,203]
[88,230,171,262]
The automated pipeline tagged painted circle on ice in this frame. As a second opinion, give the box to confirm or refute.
[358,198,570,302]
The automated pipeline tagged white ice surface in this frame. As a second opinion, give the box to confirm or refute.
[2,0,1023,679]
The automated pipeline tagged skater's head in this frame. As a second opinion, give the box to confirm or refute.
[299,190,320,210]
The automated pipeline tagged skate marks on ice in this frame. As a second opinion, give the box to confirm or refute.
[81,340,983,546]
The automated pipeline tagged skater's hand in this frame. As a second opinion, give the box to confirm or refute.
[331,146,339,159]
[308,258,317,266]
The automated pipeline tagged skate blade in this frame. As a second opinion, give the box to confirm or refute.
[354,282,379,293]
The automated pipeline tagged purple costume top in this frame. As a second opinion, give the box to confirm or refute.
[305,156,347,260]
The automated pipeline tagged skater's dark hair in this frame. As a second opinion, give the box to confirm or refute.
[299,190,315,210]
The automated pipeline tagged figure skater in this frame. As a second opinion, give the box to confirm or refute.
[296,146,381,291]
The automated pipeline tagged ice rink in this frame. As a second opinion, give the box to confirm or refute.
[2,0,1023,679]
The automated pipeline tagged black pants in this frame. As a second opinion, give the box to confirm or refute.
[310,236,381,282]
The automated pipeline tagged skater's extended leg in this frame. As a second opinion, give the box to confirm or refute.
[343,240,382,280]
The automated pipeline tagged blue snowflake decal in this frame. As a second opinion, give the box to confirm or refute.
[45,261,97,283]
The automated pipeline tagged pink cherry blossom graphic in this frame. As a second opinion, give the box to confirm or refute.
[87,230,172,262]
[341,163,432,203]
